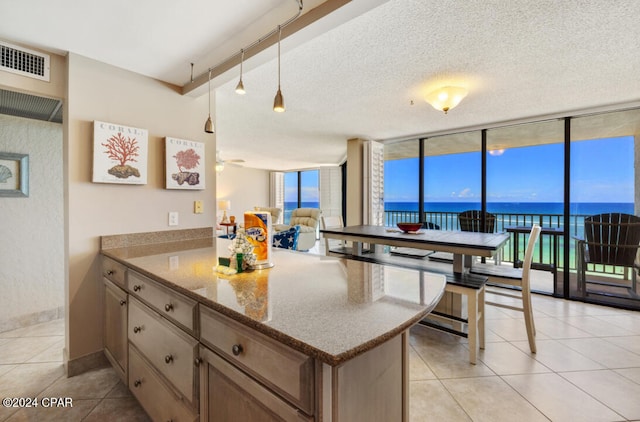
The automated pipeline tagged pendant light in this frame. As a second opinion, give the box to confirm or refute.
[273,25,285,112]
[235,49,246,95]
[204,69,214,133]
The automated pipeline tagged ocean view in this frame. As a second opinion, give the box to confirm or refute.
[385,201,634,215]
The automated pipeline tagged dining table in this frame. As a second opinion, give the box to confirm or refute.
[320,224,510,274]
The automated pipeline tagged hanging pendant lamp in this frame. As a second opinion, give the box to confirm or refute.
[204,69,215,133]
[273,26,285,112]
[235,49,246,95]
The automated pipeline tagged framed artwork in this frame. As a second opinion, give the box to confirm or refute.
[0,152,29,197]
[92,121,148,184]
[165,137,205,190]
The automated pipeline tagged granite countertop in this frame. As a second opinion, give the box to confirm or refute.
[103,237,446,366]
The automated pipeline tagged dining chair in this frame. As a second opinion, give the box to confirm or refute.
[320,215,353,256]
[472,224,541,353]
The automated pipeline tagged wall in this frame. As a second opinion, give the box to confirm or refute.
[216,164,270,224]
[0,115,64,331]
[65,53,217,370]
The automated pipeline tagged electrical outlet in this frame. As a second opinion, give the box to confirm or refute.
[168,211,179,226]
[194,200,203,214]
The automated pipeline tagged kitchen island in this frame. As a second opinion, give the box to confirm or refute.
[101,228,445,421]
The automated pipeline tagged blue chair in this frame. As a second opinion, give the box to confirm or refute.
[272,225,300,250]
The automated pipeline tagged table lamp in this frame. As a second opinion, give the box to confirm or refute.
[218,199,231,223]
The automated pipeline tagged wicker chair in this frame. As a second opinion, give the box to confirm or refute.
[575,213,640,297]
[458,210,499,264]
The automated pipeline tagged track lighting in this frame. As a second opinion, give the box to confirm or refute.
[235,49,245,95]
[273,26,285,113]
[204,69,214,133]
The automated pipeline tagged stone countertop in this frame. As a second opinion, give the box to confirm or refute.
[103,237,445,366]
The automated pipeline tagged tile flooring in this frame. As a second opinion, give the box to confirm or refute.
[1,294,640,421]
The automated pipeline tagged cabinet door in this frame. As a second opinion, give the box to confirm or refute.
[104,278,128,383]
[199,346,312,422]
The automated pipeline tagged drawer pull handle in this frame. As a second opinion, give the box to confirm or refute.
[119,299,126,306]
[232,344,243,356]
[194,357,202,367]
[165,354,174,364]
[133,379,142,387]
[133,285,141,292]
[133,326,141,334]
[106,270,114,276]
[164,303,173,312]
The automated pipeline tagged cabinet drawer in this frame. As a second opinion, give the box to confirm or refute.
[199,345,313,422]
[200,307,314,414]
[129,297,199,407]
[129,345,198,422]
[102,256,126,288]
[128,270,197,334]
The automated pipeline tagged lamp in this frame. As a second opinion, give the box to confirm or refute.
[218,199,230,223]
[204,69,215,133]
[235,49,245,95]
[273,25,285,112]
[425,86,468,114]
[215,160,224,172]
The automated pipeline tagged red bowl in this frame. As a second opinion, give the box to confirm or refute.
[397,222,422,233]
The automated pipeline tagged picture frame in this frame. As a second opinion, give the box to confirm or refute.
[92,121,148,185]
[0,152,29,197]
[164,137,205,190]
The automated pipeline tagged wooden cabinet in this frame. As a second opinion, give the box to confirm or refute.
[198,345,313,422]
[129,344,198,422]
[103,255,128,384]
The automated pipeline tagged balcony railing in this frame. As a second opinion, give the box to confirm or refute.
[384,209,623,276]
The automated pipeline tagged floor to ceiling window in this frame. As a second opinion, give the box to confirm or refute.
[283,170,319,224]
[486,120,564,295]
[384,140,419,226]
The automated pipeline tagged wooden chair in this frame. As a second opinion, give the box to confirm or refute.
[471,224,541,353]
[458,210,500,264]
[575,213,640,297]
[320,215,353,256]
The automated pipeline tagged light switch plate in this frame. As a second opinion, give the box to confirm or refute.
[194,200,203,214]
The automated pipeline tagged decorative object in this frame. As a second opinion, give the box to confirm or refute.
[235,49,245,95]
[0,152,28,197]
[397,222,423,233]
[218,199,230,223]
[425,86,468,114]
[204,69,214,133]
[228,229,257,270]
[273,25,285,112]
[272,225,300,250]
[164,137,205,190]
[230,216,236,224]
[92,121,148,184]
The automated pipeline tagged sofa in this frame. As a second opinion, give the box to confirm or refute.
[274,208,320,251]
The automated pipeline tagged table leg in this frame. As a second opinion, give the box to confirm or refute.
[453,254,473,274]
[354,241,363,256]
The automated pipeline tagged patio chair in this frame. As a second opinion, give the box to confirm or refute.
[320,215,353,256]
[471,224,541,353]
[575,212,640,297]
[458,210,500,264]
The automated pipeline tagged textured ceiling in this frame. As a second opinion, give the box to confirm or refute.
[1,0,639,170]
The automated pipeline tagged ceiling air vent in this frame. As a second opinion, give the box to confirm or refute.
[0,41,50,82]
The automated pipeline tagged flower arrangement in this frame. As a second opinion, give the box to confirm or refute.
[228,229,257,270]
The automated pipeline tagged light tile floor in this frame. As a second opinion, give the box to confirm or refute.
[1,294,639,421]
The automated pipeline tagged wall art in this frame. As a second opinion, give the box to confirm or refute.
[92,121,148,184]
[165,137,205,190]
[0,152,29,197]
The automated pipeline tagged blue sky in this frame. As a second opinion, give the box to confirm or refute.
[385,136,634,203]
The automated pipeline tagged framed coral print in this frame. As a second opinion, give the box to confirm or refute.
[165,137,205,190]
[0,152,29,197]
[92,121,148,184]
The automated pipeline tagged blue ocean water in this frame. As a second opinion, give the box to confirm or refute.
[384,202,633,215]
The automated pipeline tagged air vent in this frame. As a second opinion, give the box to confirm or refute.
[0,41,50,82]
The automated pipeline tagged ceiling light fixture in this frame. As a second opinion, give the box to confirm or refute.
[204,69,214,133]
[273,25,285,113]
[235,49,245,95]
[425,86,468,114]
[215,160,225,172]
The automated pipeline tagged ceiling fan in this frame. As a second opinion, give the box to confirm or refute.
[216,150,245,172]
